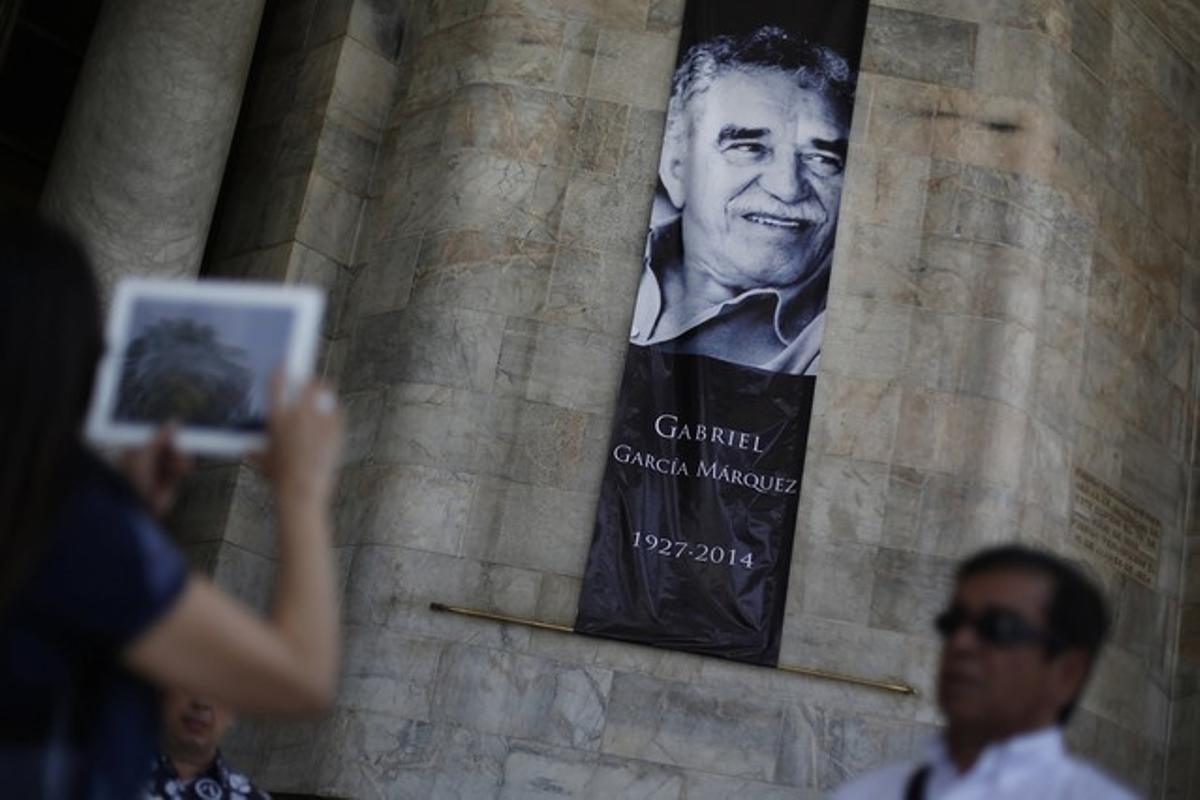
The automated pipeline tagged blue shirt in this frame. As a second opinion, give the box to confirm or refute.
[0,450,188,799]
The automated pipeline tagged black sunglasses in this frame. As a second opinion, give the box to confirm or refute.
[934,606,1060,650]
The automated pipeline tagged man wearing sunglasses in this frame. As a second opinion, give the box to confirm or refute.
[833,545,1136,799]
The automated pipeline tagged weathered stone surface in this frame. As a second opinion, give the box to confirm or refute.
[865,77,939,157]
[335,463,474,552]
[870,0,1035,26]
[314,112,381,196]
[576,99,631,175]
[559,170,657,256]
[490,0,651,29]
[842,149,931,231]
[381,151,568,242]
[881,466,1037,557]
[316,712,508,798]
[916,235,1043,328]
[330,35,400,130]
[620,107,668,180]
[905,311,1037,408]
[405,16,596,107]
[894,388,1030,490]
[338,626,446,720]
[369,383,486,469]
[409,229,556,317]
[862,6,977,88]
[777,705,932,792]
[499,742,679,799]
[821,297,912,382]
[796,455,891,547]
[806,375,902,465]
[539,246,641,336]
[472,395,608,489]
[778,615,938,707]
[432,643,612,749]
[793,538,878,625]
[41,0,267,289]
[601,672,784,780]
[344,304,506,393]
[868,547,957,637]
[462,477,597,574]
[1067,0,1112,80]
[442,83,584,168]
[296,172,365,265]
[348,0,407,60]
[494,318,627,414]
[344,544,541,647]
[646,0,685,33]
[974,25,1109,146]
[347,232,420,316]
[589,28,678,110]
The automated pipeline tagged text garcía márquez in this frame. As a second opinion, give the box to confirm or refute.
[611,413,799,495]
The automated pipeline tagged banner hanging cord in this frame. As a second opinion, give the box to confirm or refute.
[429,602,918,696]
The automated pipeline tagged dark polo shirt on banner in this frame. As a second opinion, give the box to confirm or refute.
[0,449,188,800]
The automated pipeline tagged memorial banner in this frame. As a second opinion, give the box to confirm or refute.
[575,0,870,665]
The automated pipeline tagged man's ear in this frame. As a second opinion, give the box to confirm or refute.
[659,136,687,210]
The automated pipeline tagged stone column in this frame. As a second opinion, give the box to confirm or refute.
[40,0,266,290]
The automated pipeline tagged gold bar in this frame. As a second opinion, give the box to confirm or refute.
[428,602,918,696]
[777,663,917,695]
[430,602,575,634]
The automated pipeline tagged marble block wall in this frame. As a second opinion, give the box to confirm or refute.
[175,0,406,608]
[198,0,1200,797]
[40,0,267,292]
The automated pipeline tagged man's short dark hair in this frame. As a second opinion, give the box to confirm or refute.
[664,25,856,153]
[957,544,1111,722]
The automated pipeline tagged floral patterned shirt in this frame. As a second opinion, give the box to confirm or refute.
[145,751,270,800]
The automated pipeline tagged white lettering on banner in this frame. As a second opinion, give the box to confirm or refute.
[653,413,767,453]
[611,441,798,496]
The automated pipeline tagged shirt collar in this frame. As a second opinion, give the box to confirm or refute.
[153,749,232,787]
[927,726,1065,783]
[631,218,830,347]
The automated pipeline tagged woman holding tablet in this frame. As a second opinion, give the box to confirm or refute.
[0,216,343,798]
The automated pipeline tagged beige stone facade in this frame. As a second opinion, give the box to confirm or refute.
[41,0,1200,796]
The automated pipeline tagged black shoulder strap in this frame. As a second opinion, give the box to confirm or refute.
[903,765,931,800]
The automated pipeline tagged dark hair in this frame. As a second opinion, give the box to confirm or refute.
[957,544,1110,723]
[0,215,103,610]
[665,26,855,151]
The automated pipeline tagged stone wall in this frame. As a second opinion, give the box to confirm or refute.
[199,0,1200,797]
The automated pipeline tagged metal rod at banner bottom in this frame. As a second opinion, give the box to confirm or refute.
[429,602,918,696]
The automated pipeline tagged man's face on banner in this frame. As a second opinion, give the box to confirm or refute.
[662,68,849,292]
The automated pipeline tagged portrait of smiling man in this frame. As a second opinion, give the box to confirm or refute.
[629,25,855,375]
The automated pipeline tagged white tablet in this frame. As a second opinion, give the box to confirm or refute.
[85,278,325,457]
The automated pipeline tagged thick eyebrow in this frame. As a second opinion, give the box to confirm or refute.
[812,138,849,158]
[717,125,769,145]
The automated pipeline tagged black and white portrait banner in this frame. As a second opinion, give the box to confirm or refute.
[575,0,870,665]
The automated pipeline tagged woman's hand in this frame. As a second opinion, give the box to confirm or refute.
[120,423,193,518]
[257,377,343,510]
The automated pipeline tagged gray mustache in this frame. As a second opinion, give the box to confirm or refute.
[720,196,825,225]
[729,202,825,225]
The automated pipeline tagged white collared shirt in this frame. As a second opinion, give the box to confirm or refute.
[831,727,1139,800]
[628,222,827,376]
